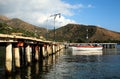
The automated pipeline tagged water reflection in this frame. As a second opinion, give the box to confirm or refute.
[103,48,118,55]
[1,47,120,79]
[44,48,120,79]
[72,50,103,56]
[3,49,64,79]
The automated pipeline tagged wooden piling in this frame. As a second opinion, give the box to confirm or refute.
[35,46,39,61]
[14,47,20,68]
[5,43,12,73]
[47,45,52,55]
[42,45,48,57]
[26,45,31,65]
[52,44,56,54]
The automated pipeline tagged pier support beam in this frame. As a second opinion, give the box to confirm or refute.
[47,45,52,55]
[5,43,12,73]
[26,45,31,65]
[35,46,39,61]
[14,46,20,68]
[52,44,56,54]
[42,44,48,57]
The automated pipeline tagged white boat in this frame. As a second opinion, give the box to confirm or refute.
[72,46,103,51]
[72,50,103,55]
[72,29,103,51]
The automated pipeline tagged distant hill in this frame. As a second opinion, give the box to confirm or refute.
[0,15,120,43]
[0,15,47,38]
[48,24,120,43]
[0,15,10,21]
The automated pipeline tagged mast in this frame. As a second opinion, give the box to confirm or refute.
[86,29,88,43]
[50,13,61,42]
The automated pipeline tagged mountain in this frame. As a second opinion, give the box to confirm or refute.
[0,15,47,38]
[0,15,10,21]
[0,15,120,43]
[48,24,120,43]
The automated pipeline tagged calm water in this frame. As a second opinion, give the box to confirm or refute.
[0,46,120,79]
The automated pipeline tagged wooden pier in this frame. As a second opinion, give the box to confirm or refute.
[0,34,64,74]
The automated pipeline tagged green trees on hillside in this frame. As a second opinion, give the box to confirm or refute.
[0,22,13,34]
[0,22,36,37]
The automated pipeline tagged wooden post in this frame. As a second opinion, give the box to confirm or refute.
[14,46,20,68]
[26,45,31,65]
[52,44,55,54]
[35,46,39,61]
[42,44,48,57]
[47,45,52,55]
[5,43,12,73]
[55,45,58,52]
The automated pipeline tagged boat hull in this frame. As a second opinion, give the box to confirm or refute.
[72,50,103,55]
[72,46,103,51]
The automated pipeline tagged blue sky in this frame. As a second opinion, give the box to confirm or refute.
[64,0,120,32]
[0,0,120,32]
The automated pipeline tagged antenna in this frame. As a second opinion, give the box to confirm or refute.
[86,29,88,40]
[50,13,61,41]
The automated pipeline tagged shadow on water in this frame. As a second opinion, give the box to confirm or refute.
[0,46,6,79]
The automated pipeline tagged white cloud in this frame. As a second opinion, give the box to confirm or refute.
[0,0,85,29]
[87,4,93,8]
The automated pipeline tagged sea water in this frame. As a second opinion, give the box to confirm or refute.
[0,45,120,79]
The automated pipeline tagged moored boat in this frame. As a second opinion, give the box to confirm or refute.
[72,50,103,55]
[72,28,103,51]
[72,46,103,51]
